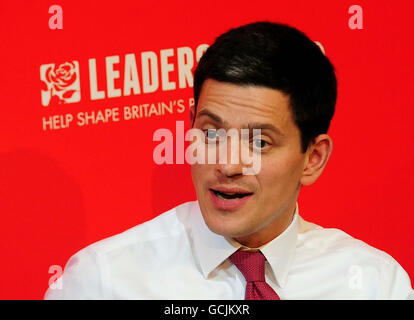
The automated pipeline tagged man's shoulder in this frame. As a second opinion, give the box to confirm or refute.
[295,217,413,299]
[44,201,199,299]
[297,216,408,276]
[81,200,197,257]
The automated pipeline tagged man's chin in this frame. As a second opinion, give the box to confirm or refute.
[201,209,255,239]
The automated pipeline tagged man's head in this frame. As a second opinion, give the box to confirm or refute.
[190,21,337,247]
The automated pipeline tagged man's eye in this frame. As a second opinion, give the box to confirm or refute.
[204,129,219,142]
[253,139,269,149]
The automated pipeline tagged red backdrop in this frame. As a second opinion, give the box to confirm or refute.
[0,0,413,299]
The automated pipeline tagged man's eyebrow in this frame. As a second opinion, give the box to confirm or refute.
[196,108,284,137]
[196,109,227,126]
[247,122,285,137]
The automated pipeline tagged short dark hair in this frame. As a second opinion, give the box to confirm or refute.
[193,21,337,152]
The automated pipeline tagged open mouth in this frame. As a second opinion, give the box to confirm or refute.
[210,189,253,200]
[208,187,253,210]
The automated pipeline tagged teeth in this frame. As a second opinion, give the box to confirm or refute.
[213,190,248,200]
[218,193,234,200]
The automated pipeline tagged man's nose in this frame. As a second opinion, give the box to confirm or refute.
[216,161,244,178]
[215,135,244,177]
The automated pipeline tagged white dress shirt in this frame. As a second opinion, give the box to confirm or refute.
[44,201,414,299]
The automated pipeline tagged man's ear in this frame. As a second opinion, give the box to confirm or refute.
[300,134,333,186]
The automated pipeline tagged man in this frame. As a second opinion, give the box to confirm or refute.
[45,21,413,299]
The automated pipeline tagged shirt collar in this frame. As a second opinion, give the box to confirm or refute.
[190,201,299,288]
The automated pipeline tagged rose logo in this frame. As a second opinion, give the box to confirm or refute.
[40,61,81,107]
[48,62,77,92]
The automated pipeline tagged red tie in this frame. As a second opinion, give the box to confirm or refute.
[229,250,280,300]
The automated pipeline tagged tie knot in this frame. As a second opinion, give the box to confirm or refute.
[229,250,266,282]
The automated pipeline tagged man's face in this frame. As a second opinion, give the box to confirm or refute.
[191,79,309,247]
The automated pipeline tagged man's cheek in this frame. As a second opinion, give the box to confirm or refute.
[190,165,202,184]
